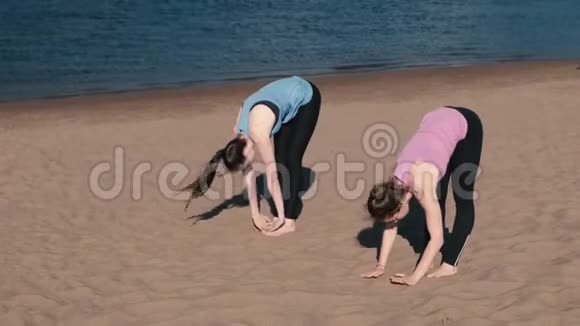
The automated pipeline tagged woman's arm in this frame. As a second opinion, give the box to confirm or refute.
[243,165,272,231]
[377,226,398,268]
[254,137,286,221]
[243,165,260,217]
[248,105,286,222]
[361,225,398,278]
[409,163,444,281]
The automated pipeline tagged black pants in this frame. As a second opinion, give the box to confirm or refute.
[434,106,483,266]
[271,81,321,220]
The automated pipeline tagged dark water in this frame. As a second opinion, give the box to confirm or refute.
[1,0,580,101]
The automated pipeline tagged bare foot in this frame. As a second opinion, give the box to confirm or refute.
[427,263,457,278]
[263,219,296,237]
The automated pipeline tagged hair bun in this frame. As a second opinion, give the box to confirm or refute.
[370,184,387,202]
[366,179,408,220]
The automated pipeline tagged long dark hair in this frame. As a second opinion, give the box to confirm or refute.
[181,136,248,210]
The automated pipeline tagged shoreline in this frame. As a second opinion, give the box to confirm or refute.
[1,58,578,106]
[1,59,579,130]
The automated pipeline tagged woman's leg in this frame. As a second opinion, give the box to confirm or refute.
[286,83,321,219]
[270,122,294,217]
[265,82,321,235]
[434,107,483,275]
[418,167,451,263]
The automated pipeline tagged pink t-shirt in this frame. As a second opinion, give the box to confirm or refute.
[393,107,468,185]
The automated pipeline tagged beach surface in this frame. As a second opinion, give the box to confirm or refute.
[1,60,580,325]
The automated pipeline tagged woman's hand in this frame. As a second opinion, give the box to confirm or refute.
[389,273,419,286]
[267,216,285,232]
[251,213,272,232]
[361,265,386,279]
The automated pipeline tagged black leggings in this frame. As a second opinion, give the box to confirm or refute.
[271,81,321,220]
[435,106,483,266]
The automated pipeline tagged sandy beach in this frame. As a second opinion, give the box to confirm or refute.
[1,60,580,325]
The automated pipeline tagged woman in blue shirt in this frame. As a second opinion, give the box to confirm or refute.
[182,76,321,236]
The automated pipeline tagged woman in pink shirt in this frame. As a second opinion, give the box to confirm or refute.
[361,106,483,286]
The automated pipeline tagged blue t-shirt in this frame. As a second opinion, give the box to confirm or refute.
[237,76,313,136]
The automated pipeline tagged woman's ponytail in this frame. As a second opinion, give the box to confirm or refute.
[181,149,224,210]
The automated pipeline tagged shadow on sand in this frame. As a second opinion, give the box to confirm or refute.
[357,197,450,266]
[186,167,316,223]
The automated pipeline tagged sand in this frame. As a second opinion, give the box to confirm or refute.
[1,60,580,325]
